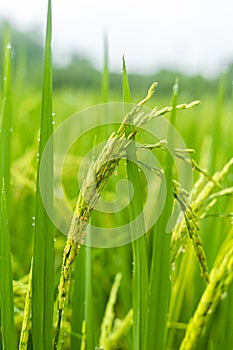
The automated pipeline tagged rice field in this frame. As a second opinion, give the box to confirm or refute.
[1,1,233,350]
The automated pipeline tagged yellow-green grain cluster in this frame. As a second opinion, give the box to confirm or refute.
[179,228,233,350]
[171,157,233,266]
[54,85,200,346]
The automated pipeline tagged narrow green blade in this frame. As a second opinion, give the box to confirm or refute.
[102,33,109,103]
[122,56,148,350]
[0,181,17,349]
[32,0,54,349]
[0,28,16,350]
[70,248,86,350]
[85,232,95,350]
[147,82,178,349]
[0,28,12,200]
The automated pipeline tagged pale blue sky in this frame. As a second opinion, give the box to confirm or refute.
[0,0,233,76]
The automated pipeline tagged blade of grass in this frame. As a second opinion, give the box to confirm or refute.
[84,228,95,350]
[208,74,225,172]
[70,248,86,350]
[0,27,16,350]
[19,260,33,350]
[0,180,17,349]
[147,81,178,349]
[32,1,54,349]
[102,33,109,104]
[122,56,148,350]
[0,27,12,200]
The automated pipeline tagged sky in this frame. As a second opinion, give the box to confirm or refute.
[0,0,233,76]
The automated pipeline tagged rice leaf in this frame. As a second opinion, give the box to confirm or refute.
[102,33,109,103]
[32,0,54,349]
[0,27,12,200]
[70,248,86,350]
[84,230,95,350]
[148,81,178,349]
[122,56,148,350]
[0,180,17,349]
[0,27,16,350]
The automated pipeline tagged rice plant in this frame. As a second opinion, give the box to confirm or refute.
[0,1,233,350]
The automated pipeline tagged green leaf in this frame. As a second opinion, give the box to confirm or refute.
[0,180,17,350]
[0,27,12,201]
[147,81,178,350]
[84,231,95,350]
[70,248,86,350]
[102,33,109,103]
[122,56,148,350]
[0,28,16,350]
[32,1,54,349]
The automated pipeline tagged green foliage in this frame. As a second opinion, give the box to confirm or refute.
[1,3,233,350]
[31,1,54,349]
[0,30,17,350]
[122,56,148,350]
[0,182,17,350]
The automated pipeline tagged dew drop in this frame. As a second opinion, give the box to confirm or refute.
[7,44,12,49]
[9,128,13,133]
[32,222,35,227]
[54,237,57,242]
[52,120,55,125]
[52,112,55,117]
